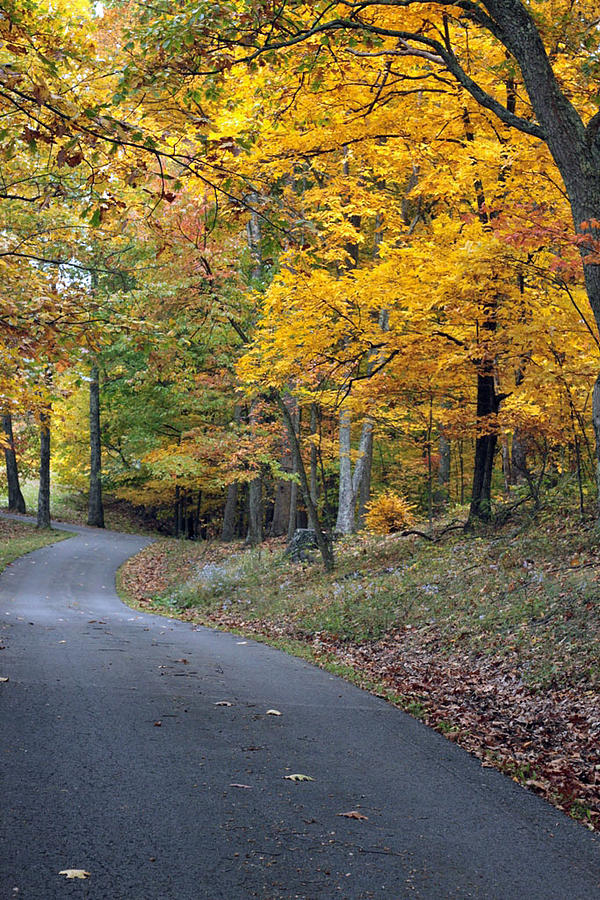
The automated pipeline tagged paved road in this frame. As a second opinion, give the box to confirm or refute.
[0,523,598,899]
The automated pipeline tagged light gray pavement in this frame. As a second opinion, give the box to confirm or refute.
[0,520,598,899]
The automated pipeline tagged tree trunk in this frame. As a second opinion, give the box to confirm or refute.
[275,391,334,571]
[336,408,355,534]
[356,429,373,529]
[468,372,499,524]
[335,409,374,534]
[246,476,263,544]
[309,402,320,509]
[37,415,51,529]
[592,375,600,514]
[511,428,529,483]
[2,413,25,513]
[434,428,451,508]
[87,364,105,528]
[221,481,239,541]
[287,407,301,542]
[246,398,264,545]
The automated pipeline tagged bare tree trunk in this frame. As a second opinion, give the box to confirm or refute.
[221,482,239,541]
[246,399,264,545]
[221,404,242,541]
[287,407,301,542]
[336,408,354,534]
[356,430,373,529]
[434,427,451,509]
[275,392,334,571]
[468,372,499,524]
[2,413,25,513]
[87,364,105,528]
[309,402,320,509]
[592,375,600,514]
[246,477,263,545]
[37,413,51,529]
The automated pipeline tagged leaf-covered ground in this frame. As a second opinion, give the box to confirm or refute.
[118,505,599,831]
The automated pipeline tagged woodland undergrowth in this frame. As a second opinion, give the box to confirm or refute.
[118,497,600,831]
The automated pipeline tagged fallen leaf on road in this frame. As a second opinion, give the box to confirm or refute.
[266,709,281,716]
[215,701,232,707]
[230,783,252,789]
[284,774,314,782]
[236,641,247,645]
[175,658,189,664]
[153,721,162,727]
[58,641,66,644]
[58,870,90,879]
[338,811,368,820]
[0,677,8,683]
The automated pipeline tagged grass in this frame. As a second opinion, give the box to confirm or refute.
[0,517,71,572]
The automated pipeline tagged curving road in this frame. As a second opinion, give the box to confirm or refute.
[0,522,598,899]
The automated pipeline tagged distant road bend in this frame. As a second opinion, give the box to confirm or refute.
[0,519,598,898]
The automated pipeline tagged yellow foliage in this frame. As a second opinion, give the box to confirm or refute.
[365,491,416,535]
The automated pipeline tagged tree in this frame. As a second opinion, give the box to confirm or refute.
[87,364,105,528]
[2,413,26,513]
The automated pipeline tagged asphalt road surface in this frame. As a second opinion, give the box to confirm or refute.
[0,521,598,899]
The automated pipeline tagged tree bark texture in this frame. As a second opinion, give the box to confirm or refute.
[433,428,451,508]
[87,365,105,528]
[246,477,263,544]
[356,429,373,529]
[37,415,51,529]
[2,414,25,513]
[335,409,374,534]
[275,392,334,571]
[469,372,500,523]
[287,406,300,542]
[221,481,239,541]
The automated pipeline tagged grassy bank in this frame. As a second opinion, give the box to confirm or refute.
[118,498,600,831]
[0,517,71,571]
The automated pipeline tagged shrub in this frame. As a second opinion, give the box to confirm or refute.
[365,490,416,534]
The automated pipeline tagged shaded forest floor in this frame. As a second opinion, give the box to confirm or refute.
[118,497,600,833]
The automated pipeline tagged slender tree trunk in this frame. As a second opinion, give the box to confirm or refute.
[336,408,354,534]
[309,402,320,509]
[221,482,239,541]
[246,477,263,545]
[434,428,451,508]
[87,364,105,528]
[2,413,25,513]
[335,410,374,534]
[592,375,600,513]
[37,414,51,529]
[469,372,499,523]
[246,399,264,545]
[357,430,373,529]
[221,404,242,541]
[174,485,181,537]
[287,407,301,542]
[194,490,202,539]
[275,391,334,571]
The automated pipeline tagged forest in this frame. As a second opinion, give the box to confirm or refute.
[1,0,600,556]
[1,0,600,836]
